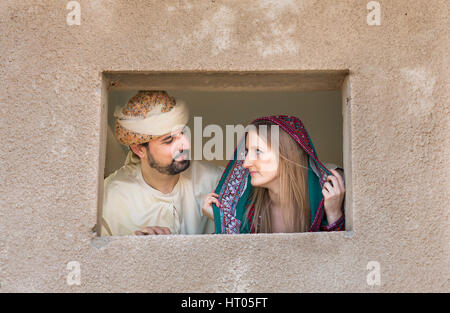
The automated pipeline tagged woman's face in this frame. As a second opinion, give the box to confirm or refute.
[243,130,279,188]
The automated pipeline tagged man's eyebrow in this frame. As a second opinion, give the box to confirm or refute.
[160,135,173,142]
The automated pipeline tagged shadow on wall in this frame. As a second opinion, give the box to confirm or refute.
[105,90,343,177]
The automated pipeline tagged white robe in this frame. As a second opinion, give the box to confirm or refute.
[102,155,223,236]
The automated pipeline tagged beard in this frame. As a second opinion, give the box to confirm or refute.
[146,149,190,175]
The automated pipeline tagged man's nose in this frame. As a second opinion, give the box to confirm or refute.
[177,132,190,151]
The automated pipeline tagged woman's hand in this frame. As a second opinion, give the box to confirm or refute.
[202,192,220,221]
[322,169,345,225]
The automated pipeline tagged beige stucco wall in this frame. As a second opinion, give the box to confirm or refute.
[0,0,448,292]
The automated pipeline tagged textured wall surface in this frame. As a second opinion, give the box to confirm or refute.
[0,0,448,292]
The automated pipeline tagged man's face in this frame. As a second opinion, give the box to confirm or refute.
[145,127,191,175]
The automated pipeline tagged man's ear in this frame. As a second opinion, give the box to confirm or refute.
[130,144,146,159]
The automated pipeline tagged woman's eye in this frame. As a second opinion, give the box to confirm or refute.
[165,138,174,144]
[256,149,262,155]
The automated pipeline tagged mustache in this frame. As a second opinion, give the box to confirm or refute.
[172,150,190,161]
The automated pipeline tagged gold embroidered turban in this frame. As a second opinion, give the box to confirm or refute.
[114,90,189,146]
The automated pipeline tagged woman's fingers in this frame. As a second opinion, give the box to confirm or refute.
[201,192,220,221]
[321,187,330,198]
[212,198,220,207]
[323,182,335,195]
[202,201,215,220]
[329,169,345,191]
[209,193,219,200]
[327,170,346,195]
[327,174,340,192]
[206,193,220,207]
[206,197,220,209]
[323,170,345,224]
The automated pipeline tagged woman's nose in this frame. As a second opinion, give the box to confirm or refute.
[178,132,191,151]
[243,154,252,168]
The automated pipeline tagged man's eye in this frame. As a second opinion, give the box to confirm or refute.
[164,138,174,144]
[256,149,262,155]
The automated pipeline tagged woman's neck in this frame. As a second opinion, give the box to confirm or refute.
[266,178,291,233]
[266,178,281,207]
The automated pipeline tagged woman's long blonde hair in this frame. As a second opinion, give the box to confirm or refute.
[246,120,310,233]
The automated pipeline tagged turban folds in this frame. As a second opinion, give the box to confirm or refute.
[114,90,189,146]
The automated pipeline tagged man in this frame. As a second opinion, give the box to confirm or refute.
[101,90,222,236]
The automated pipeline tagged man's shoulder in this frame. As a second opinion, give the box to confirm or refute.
[190,160,224,174]
[104,163,141,194]
[183,161,224,191]
[102,164,144,220]
[186,160,223,180]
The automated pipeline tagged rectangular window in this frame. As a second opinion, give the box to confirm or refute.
[97,71,352,236]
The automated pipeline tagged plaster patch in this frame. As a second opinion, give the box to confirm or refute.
[0,239,7,266]
[87,1,115,33]
[91,236,110,250]
[226,258,251,292]
[50,124,76,157]
[252,24,300,57]
[190,6,236,56]
[258,0,315,19]
[11,277,40,293]
[249,0,314,57]
[400,67,436,117]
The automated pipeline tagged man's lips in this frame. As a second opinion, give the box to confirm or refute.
[174,153,188,161]
[249,171,258,176]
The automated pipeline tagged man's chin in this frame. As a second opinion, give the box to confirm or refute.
[172,160,190,173]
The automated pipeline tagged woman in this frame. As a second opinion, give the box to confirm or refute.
[202,115,345,233]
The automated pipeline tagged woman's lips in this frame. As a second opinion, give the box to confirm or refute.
[249,171,258,176]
